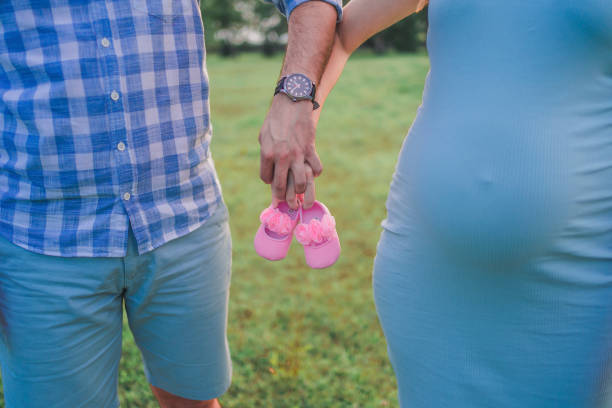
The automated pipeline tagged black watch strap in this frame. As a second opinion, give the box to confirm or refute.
[274,77,285,96]
[311,83,320,110]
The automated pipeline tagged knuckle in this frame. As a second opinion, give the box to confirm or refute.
[276,147,291,161]
[262,150,274,161]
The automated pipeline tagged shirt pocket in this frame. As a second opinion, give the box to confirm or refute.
[132,0,199,22]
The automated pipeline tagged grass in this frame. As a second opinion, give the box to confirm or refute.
[0,52,429,407]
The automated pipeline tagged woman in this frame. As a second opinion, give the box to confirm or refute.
[314,0,612,406]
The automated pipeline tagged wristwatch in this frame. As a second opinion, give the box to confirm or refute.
[274,73,320,110]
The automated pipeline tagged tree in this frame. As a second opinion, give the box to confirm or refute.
[200,0,428,56]
[253,0,288,56]
[365,7,428,53]
[201,0,244,55]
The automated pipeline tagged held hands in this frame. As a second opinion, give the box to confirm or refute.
[273,164,316,210]
[259,94,322,209]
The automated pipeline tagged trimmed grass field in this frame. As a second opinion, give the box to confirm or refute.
[0,52,429,407]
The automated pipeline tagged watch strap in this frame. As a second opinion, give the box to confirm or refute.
[311,83,320,110]
[274,77,285,96]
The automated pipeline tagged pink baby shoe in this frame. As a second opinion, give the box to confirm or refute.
[294,201,341,269]
[254,201,300,261]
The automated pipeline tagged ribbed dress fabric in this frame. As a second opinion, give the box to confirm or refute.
[373,1,612,407]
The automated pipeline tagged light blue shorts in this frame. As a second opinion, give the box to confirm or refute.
[0,203,232,407]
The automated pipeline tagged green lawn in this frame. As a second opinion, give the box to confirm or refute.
[0,52,429,407]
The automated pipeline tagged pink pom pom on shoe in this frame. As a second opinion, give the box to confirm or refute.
[294,214,336,246]
[259,207,293,236]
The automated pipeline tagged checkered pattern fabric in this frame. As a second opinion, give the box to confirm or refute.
[0,0,341,257]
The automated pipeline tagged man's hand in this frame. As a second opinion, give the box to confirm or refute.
[258,0,337,205]
[259,95,322,204]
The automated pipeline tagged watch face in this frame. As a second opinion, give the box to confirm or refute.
[285,74,312,99]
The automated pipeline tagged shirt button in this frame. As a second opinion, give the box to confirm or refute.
[122,192,131,201]
[101,37,111,48]
[110,90,120,101]
[117,142,126,151]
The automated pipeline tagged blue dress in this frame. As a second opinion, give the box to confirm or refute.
[373,1,612,407]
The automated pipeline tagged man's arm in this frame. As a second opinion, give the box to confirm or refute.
[259,0,341,208]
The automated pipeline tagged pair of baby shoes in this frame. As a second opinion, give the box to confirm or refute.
[254,200,341,269]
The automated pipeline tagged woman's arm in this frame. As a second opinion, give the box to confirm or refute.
[289,0,427,208]
[314,0,427,121]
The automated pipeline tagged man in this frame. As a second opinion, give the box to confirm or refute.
[0,0,340,407]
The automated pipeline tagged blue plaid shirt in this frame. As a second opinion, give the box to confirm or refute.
[0,0,341,257]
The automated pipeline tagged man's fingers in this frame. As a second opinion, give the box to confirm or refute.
[290,160,307,195]
[302,165,315,209]
[305,151,323,178]
[271,196,282,208]
[260,146,274,184]
[272,159,290,201]
[285,170,299,210]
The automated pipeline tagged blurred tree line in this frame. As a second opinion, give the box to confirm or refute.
[201,0,428,56]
